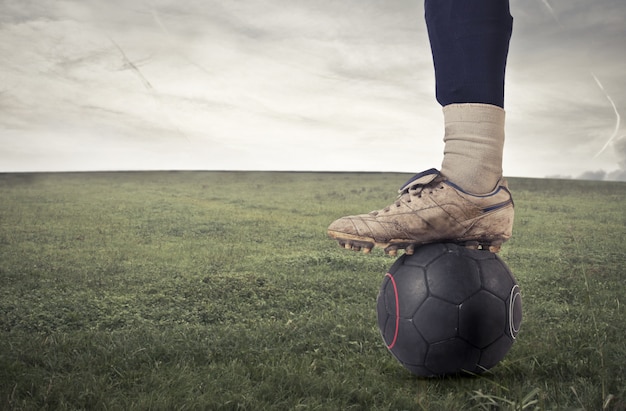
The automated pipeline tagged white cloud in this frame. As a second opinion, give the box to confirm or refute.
[0,0,625,179]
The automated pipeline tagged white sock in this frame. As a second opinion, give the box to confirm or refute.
[440,103,506,194]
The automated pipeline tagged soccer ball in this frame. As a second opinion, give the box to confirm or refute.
[376,243,522,377]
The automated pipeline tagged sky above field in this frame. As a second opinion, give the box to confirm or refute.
[1,0,625,180]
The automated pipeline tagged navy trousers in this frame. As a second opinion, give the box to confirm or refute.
[425,0,513,108]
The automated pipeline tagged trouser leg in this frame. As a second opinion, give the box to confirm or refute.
[425,0,513,108]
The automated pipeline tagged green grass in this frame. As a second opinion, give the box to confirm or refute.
[1,171,625,410]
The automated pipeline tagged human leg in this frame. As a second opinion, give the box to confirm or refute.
[327,0,515,255]
[426,0,513,194]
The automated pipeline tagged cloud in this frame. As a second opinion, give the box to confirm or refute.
[0,0,444,172]
[577,170,606,181]
[504,0,626,179]
[570,135,626,181]
[606,135,626,181]
[0,0,625,177]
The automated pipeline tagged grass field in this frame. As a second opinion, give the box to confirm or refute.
[1,171,625,410]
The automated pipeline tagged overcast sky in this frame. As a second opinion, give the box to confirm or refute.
[1,0,625,180]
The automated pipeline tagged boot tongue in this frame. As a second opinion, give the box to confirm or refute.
[398,168,440,193]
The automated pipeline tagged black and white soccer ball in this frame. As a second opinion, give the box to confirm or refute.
[376,243,522,377]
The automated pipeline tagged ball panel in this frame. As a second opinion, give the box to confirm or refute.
[380,313,397,347]
[479,258,515,300]
[414,297,459,343]
[376,274,391,310]
[478,334,515,371]
[380,274,398,316]
[377,273,399,348]
[427,252,481,304]
[387,253,409,274]
[459,290,506,348]
[376,299,392,343]
[390,319,428,365]
[426,339,481,376]
[402,243,448,267]
[392,266,428,317]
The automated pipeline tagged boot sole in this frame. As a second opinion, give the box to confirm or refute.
[327,230,507,256]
